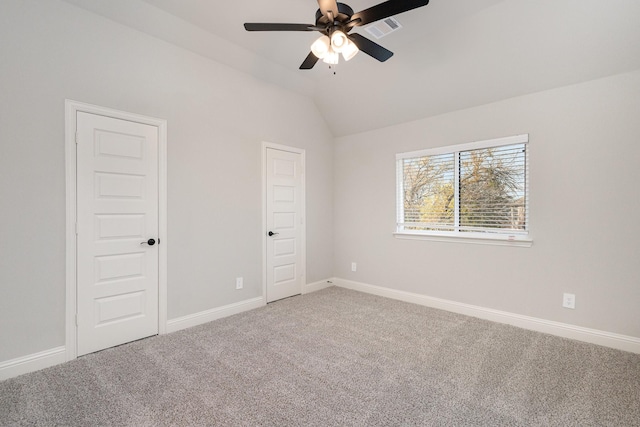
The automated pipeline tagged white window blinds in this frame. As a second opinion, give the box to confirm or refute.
[398,152,455,231]
[397,135,529,238]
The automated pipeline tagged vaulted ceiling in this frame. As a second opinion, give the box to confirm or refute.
[62,0,640,136]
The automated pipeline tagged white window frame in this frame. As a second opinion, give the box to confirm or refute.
[395,134,532,247]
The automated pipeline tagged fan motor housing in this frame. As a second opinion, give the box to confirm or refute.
[315,2,354,27]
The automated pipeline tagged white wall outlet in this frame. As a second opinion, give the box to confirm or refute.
[236,277,243,290]
[562,293,575,309]
[351,262,357,272]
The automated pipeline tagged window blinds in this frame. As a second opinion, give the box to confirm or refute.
[398,152,455,231]
[458,144,527,233]
[397,135,529,236]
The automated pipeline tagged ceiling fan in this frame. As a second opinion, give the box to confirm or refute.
[244,0,430,70]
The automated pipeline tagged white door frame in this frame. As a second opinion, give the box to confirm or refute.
[65,100,168,361]
[262,142,306,303]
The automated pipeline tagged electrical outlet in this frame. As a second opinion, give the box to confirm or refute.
[562,293,575,309]
[236,277,243,290]
[351,262,357,272]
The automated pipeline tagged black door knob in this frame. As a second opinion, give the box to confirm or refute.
[141,238,156,246]
[268,231,279,237]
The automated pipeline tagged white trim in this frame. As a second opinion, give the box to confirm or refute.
[332,277,640,354]
[393,231,533,247]
[303,279,334,294]
[64,100,168,361]
[64,102,78,362]
[0,347,66,381]
[157,118,168,336]
[396,134,529,159]
[166,297,265,333]
[261,142,307,303]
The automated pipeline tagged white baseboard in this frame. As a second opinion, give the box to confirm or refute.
[168,279,338,333]
[332,277,640,354]
[0,346,67,381]
[303,279,334,294]
[6,279,635,382]
[166,296,265,333]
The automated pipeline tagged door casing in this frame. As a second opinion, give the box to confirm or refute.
[65,100,168,361]
[262,142,306,303]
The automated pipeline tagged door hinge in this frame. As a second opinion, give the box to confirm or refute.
[75,315,78,326]
[75,132,79,144]
[75,222,78,235]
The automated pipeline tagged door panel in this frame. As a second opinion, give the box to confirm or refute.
[76,111,159,356]
[266,148,304,303]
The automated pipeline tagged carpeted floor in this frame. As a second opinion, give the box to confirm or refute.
[1,287,639,426]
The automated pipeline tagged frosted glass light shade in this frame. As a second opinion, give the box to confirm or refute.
[330,30,348,53]
[310,35,330,59]
[341,40,359,61]
[322,48,339,65]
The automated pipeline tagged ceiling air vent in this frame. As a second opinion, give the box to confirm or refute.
[364,17,402,39]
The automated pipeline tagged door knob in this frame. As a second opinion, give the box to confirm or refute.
[268,231,279,237]
[141,238,156,246]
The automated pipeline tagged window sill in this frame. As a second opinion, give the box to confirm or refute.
[393,231,533,247]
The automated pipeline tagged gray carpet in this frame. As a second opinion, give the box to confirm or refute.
[1,287,639,426]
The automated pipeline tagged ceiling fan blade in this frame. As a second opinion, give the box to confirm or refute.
[317,0,339,20]
[351,0,429,27]
[348,33,393,62]
[244,23,314,32]
[300,52,320,70]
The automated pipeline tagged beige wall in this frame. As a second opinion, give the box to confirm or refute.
[0,0,334,361]
[334,70,640,338]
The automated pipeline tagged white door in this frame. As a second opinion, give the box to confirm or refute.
[76,111,159,356]
[266,147,304,303]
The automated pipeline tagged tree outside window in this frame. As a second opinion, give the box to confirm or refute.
[397,135,528,239]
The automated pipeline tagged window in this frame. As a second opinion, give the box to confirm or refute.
[396,134,530,245]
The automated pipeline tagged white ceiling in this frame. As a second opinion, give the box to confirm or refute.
[62,0,640,136]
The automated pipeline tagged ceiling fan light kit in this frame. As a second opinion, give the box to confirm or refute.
[311,35,331,58]
[330,30,349,52]
[323,48,340,65]
[244,0,430,70]
[341,39,359,61]
[311,32,359,63]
